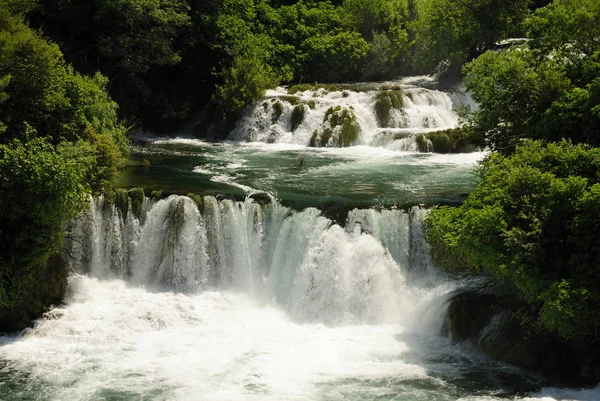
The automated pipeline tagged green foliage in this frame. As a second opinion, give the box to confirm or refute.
[0,6,68,141]
[0,138,86,308]
[413,0,530,72]
[0,4,129,329]
[463,0,600,152]
[301,31,370,82]
[35,0,193,127]
[425,140,600,341]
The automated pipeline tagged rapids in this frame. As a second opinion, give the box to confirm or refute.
[1,79,598,401]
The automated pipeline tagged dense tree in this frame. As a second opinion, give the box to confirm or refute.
[413,0,530,73]
[463,0,600,152]
[425,140,600,341]
[0,2,129,329]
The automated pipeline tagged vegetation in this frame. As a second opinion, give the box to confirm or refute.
[310,106,360,147]
[0,2,128,330]
[463,0,600,153]
[425,141,600,341]
[424,0,600,364]
[14,0,543,134]
[374,90,403,127]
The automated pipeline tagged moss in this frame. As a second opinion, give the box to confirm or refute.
[291,104,305,132]
[416,134,429,152]
[280,96,300,105]
[310,106,359,147]
[340,118,359,146]
[129,187,145,220]
[309,130,318,147]
[288,83,341,94]
[308,100,316,109]
[272,101,283,124]
[425,127,478,153]
[114,188,130,218]
[374,90,404,127]
[342,91,350,98]
[150,190,163,201]
[187,192,204,211]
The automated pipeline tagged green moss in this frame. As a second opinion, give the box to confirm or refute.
[416,134,429,152]
[280,96,300,105]
[291,104,305,132]
[129,187,145,220]
[310,106,359,147]
[288,83,341,94]
[424,127,478,153]
[374,90,404,127]
[187,192,204,211]
[308,100,316,109]
[150,190,163,201]
[340,118,359,146]
[272,101,284,124]
[114,188,130,218]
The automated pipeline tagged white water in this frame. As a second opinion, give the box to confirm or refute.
[67,196,446,325]
[227,82,473,151]
[1,196,598,400]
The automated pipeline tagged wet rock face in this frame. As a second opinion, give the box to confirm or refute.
[444,289,600,384]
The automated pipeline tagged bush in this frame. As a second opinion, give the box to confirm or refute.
[425,140,600,341]
[0,138,86,312]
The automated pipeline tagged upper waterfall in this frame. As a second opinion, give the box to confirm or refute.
[226,78,475,152]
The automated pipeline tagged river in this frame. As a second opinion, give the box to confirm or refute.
[0,78,598,400]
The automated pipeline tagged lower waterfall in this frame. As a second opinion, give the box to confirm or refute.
[68,195,447,326]
[0,195,593,400]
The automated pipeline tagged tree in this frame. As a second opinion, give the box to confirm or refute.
[413,0,530,73]
[425,140,600,341]
[463,0,600,151]
[0,138,86,309]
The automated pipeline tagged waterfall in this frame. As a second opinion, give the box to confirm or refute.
[68,195,446,326]
[226,83,473,150]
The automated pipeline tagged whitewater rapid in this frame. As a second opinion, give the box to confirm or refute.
[1,196,599,400]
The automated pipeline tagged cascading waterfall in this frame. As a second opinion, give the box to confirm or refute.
[227,83,473,151]
[3,194,595,400]
[68,195,445,326]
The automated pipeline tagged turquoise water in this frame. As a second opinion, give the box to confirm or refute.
[118,138,483,210]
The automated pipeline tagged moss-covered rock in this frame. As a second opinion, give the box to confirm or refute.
[280,96,300,105]
[308,100,316,110]
[129,187,145,220]
[287,83,342,94]
[114,188,130,218]
[187,192,204,211]
[150,190,164,201]
[424,127,478,153]
[374,90,404,127]
[310,106,360,147]
[291,104,305,132]
[272,101,284,124]
[416,134,429,152]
